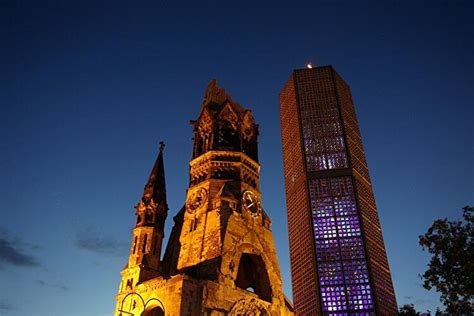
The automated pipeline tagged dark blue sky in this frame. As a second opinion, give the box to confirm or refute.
[2,1,473,314]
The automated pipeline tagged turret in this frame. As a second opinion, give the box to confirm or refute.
[123,142,168,287]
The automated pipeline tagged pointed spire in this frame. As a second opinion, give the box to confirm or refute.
[142,141,167,208]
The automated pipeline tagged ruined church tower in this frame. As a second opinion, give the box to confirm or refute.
[115,81,294,315]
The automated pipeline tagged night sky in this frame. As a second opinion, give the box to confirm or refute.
[2,1,473,315]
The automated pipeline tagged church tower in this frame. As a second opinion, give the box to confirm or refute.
[115,81,294,316]
[119,142,168,292]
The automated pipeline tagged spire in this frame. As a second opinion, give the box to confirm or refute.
[142,141,167,208]
[126,142,168,276]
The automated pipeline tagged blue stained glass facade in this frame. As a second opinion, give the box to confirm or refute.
[280,66,398,315]
[309,177,375,314]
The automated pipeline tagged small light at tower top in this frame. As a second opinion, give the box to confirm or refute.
[307,63,313,69]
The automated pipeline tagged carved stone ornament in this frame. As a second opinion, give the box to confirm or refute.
[229,298,268,316]
[218,103,239,129]
[198,110,213,135]
[136,198,157,213]
[242,112,255,140]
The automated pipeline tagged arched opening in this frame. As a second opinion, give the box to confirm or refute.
[142,306,164,316]
[196,134,204,156]
[126,278,133,290]
[215,120,240,151]
[235,253,272,302]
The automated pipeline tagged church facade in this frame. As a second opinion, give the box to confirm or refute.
[115,81,294,316]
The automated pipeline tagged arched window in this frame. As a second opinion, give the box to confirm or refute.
[132,236,138,254]
[216,120,240,151]
[142,234,148,253]
[235,253,272,302]
[126,278,133,290]
[197,135,204,156]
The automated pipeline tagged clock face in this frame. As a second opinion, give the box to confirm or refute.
[242,190,260,216]
[188,188,207,212]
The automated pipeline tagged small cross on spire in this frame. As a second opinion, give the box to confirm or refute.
[159,141,165,152]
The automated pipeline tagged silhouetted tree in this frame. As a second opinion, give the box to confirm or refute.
[419,205,474,314]
[398,304,420,315]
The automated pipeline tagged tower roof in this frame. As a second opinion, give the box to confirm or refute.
[141,141,167,207]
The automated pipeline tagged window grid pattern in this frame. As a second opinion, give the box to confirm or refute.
[310,177,374,313]
[280,67,398,315]
[334,71,398,314]
[280,74,321,314]
[321,286,347,311]
[296,69,349,171]
[319,262,343,286]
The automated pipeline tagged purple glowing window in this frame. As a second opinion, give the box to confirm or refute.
[318,262,343,286]
[309,176,375,313]
[314,217,337,239]
[346,284,374,310]
[339,237,365,260]
[343,260,370,284]
[327,152,347,169]
[321,286,347,311]
[312,179,331,197]
[312,198,334,217]
[330,177,353,195]
[333,196,357,216]
[300,101,349,171]
[336,216,361,237]
[315,239,340,262]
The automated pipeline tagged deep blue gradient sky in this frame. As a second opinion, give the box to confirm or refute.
[2,1,473,315]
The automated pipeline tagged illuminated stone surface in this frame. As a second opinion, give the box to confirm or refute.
[115,80,294,316]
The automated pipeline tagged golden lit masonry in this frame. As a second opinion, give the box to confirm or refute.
[115,80,294,315]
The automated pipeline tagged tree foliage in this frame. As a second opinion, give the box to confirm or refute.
[398,304,420,315]
[419,206,474,313]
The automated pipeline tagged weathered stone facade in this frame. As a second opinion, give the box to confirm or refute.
[115,81,294,316]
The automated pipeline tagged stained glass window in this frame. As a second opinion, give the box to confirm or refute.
[340,237,365,260]
[309,176,375,313]
[297,72,349,172]
[321,286,347,311]
[319,262,343,286]
[346,284,374,310]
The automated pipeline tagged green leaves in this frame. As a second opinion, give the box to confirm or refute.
[398,304,420,315]
[418,206,474,313]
